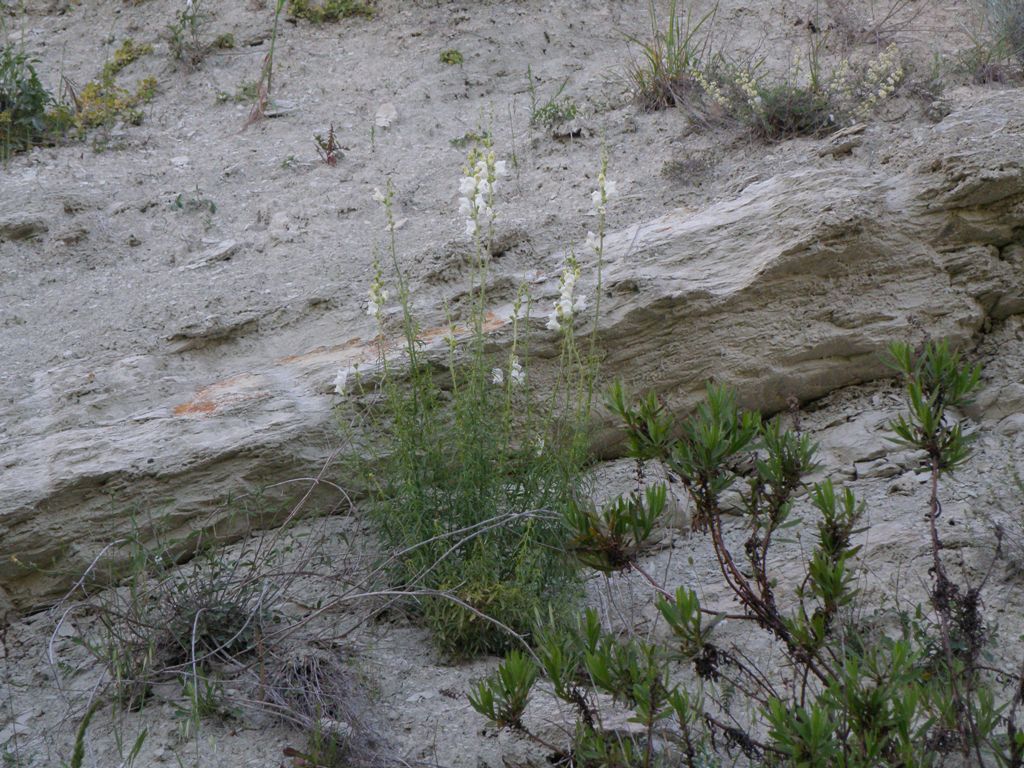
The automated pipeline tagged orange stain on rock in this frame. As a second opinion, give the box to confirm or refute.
[173,400,217,416]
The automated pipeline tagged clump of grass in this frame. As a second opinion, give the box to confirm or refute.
[623,0,717,110]
[264,648,384,766]
[288,0,374,23]
[959,0,1024,81]
[78,536,277,709]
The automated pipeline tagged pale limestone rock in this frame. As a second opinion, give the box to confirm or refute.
[1,94,1023,613]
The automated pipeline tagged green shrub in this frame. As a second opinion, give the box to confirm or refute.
[0,46,54,159]
[696,42,904,141]
[344,146,615,658]
[72,72,157,132]
[472,342,1022,767]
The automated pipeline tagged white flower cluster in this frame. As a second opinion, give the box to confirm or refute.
[547,257,586,332]
[732,68,764,115]
[458,149,508,239]
[857,44,903,118]
[590,171,618,214]
[690,66,729,109]
[334,362,361,396]
[366,272,388,317]
[491,356,525,387]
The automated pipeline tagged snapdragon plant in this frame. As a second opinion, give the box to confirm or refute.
[343,141,613,658]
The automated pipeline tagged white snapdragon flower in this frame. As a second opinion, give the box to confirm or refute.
[510,356,525,385]
[548,257,586,333]
[457,148,509,242]
[334,369,349,395]
[591,170,618,214]
[366,271,388,317]
[585,230,601,254]
[492,356,525,386]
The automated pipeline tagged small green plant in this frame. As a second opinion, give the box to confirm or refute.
[315,123,342,165]
[102,39,152,80]
[50,38,159,138]
[167,0,210,69]
[287,0,374,22]
[213,32,235,49]
[175,673,225,741]
[449,128,490,148]
[440,48,464,65]
[468,650,538,731]
[216,80,258,103]
[173,186,217,214]
[66,701,99,768]
[623,0,718,110]
[70,72,157,133]
[526,66,578,128]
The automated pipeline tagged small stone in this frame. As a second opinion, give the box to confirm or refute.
[318,719,352,741]
[127,234,142,247]
[171,156,190,167]
[0,721,30,747]
[854,458,900,480]
[375,102,398,128]
[180,239,240,271]
[997,413,1024,437]
[887,472,919,496]
[0,215,47,241]
[405,690,436,703]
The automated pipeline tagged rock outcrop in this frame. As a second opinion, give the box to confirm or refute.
[2,93,1022,613]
